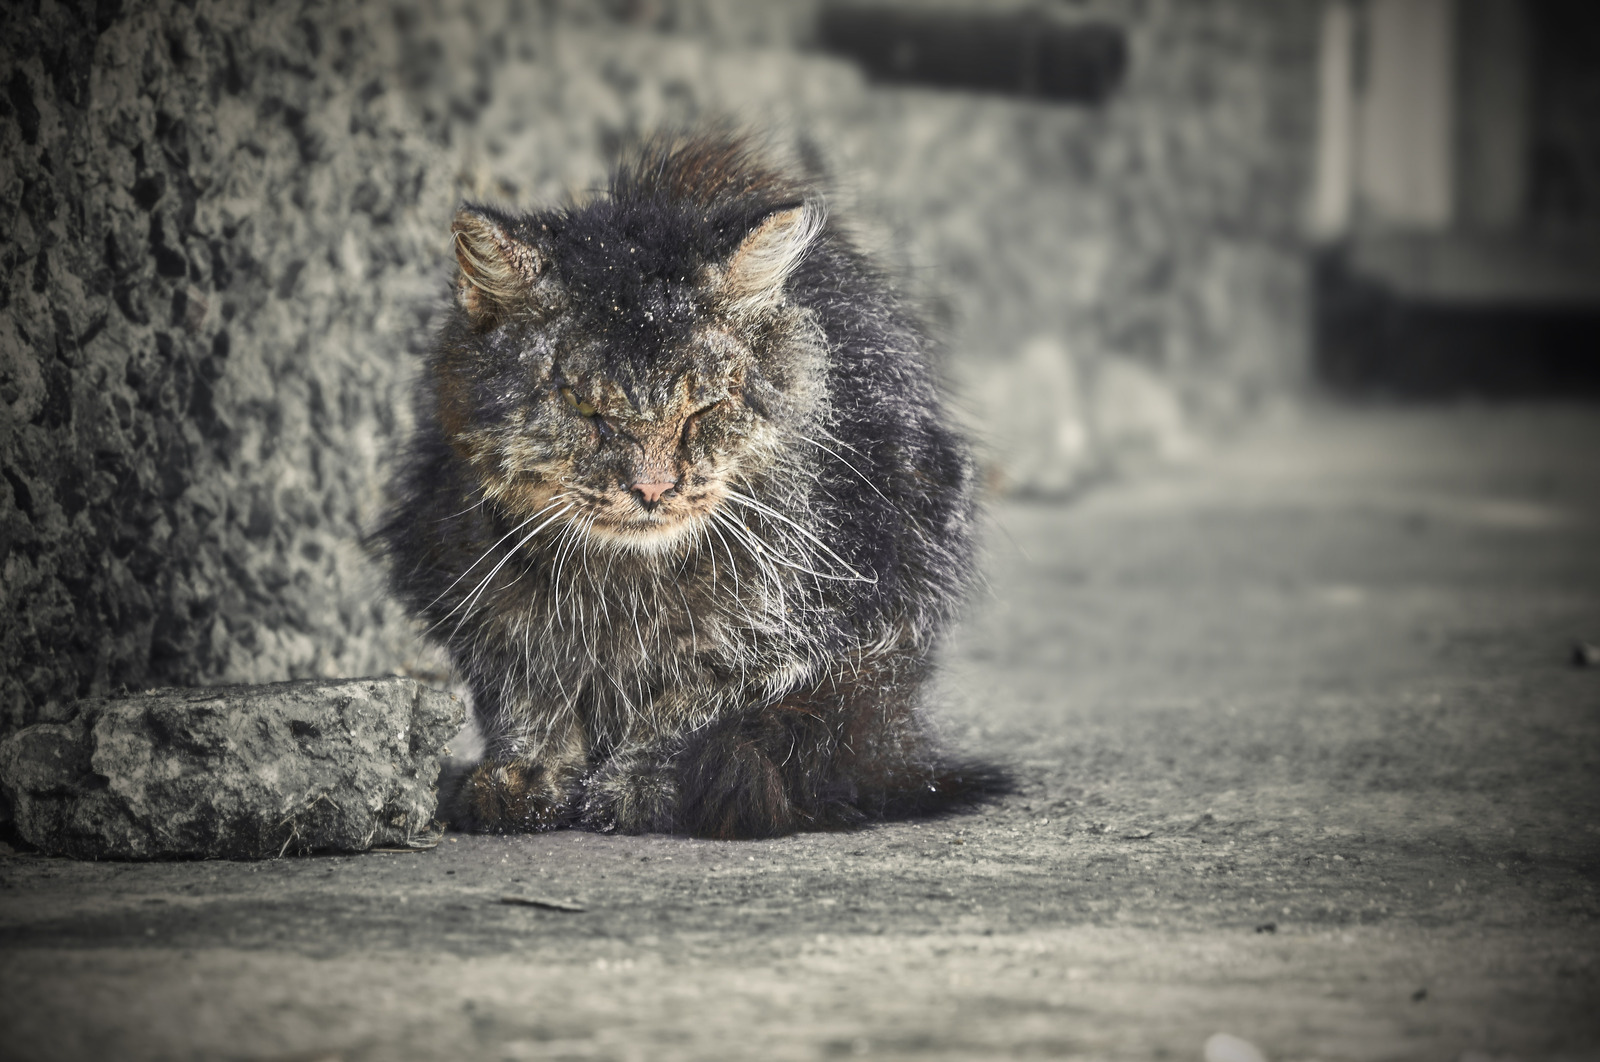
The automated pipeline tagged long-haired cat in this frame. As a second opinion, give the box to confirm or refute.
[382,133,995,838]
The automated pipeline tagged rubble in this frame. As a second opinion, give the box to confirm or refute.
[0,678,461,860]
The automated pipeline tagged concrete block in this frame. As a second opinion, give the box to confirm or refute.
[0,678,462,860]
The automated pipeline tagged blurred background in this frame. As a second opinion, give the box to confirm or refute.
[1,0,1597,736]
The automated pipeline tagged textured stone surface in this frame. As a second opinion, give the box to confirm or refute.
[0,0,465,735]
[0,677,463,859]
[0,0,1315,736]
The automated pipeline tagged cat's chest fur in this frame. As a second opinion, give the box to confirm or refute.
[460,493,848,724]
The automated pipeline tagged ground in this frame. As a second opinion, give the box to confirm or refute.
[2,404,1598,1062]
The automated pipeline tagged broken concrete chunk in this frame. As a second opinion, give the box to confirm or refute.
[0,678,463,860]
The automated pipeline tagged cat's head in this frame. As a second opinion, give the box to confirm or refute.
[431,139,828,555]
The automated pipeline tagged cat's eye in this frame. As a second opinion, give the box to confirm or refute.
[681,400,723,445]
[560,387,597,418]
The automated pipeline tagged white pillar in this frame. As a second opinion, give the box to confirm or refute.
[1309,0,1358,242]
[1356,0,1458,230]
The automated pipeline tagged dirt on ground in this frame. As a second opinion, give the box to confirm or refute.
[2,404,1598,1062]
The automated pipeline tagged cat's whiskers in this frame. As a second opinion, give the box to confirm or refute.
[688,521,719,598]
[792,429,894,505]
[441,503,575,640]
[420,495,571,619]
[570,510,605,628]
[715,513,830,637]
[440,494,493,522]
[550,510,590,648]
[626,578,649,661]
[677,578,698,657]
[720,490,875,584]
[708,509,785,612]
[721,486,850,562]
[547,513,589,633]
[706,515,742,596]
[578,512,606,660]
[593,530,619,632]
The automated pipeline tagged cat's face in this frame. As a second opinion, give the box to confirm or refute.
[434,201,824,554]
[458,321,778,555]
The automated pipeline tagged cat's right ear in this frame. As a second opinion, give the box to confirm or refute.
[717,200,824,317]
[452,208,540,326]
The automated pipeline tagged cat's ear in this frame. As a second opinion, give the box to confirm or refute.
[718,200,824,316]
[452,208,540,325]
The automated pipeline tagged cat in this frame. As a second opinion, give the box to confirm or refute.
[381,133,997,838]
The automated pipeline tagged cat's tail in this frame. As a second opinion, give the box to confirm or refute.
[859,755,1015,822]
[667,702,1012,837]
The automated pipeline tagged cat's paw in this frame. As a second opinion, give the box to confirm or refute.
[449,761,571,833]
[579,752,679,834]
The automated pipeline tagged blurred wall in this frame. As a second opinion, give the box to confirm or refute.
[1308,0,1600,396]
[0,0,1316,733]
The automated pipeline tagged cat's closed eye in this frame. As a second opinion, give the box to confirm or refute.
[558,386,619,440]
[681,400,723,444]
[559,387,597,417]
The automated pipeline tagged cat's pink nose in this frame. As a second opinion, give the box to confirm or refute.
[631,480,677,506]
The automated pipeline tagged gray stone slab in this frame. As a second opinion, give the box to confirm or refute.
[0,678,462,860]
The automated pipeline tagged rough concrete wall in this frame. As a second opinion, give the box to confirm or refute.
[2,0,465,736]
[1,0,1315,736]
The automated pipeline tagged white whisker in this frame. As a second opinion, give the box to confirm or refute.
[435,504,574,639]
[420,496,570,617]
[721,489,875,584]
[793,431,893,504]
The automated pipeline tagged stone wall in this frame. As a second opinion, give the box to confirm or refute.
[0,0,1316,735]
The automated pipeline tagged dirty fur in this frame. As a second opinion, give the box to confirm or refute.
[381,133,1000,838]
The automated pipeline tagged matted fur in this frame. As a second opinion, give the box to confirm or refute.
[381,133,999,838]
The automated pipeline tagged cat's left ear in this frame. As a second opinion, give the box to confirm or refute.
[717,200,824,316]
[452,207,541,326]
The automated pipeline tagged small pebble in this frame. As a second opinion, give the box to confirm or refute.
[1204,1033,1267,1062]
[1572,641,1600,667]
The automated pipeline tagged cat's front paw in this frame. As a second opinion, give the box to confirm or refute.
[450,761,571,833]
[579,752,679,834]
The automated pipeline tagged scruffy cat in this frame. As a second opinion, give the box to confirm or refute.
[382,134,993,838]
